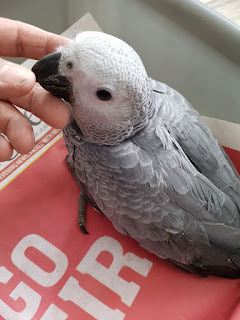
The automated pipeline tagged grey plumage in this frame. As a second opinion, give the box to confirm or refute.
[33,31,240,278]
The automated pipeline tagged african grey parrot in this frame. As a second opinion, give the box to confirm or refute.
[32,31,240,278]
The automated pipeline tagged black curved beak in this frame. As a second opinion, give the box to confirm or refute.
[32,52,71,102]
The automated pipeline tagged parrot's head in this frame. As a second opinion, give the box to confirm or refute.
[32,31,154,145]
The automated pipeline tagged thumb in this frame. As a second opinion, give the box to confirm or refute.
[0,59,36,100]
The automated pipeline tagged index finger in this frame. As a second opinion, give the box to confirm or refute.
[0,18,70,59]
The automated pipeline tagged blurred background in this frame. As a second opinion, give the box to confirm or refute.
[1,0,240,123]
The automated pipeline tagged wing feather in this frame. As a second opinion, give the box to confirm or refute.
[64,82,240,276]
[151,80,240,208]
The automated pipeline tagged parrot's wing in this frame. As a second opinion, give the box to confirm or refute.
[151,80,240,207]
[87,123,240,276]
[219,144,240,177]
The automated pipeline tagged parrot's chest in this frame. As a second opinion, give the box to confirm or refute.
[73,140,132,234]
[64,130,116,194]
[76,142,107,183]
[63,127,153,235]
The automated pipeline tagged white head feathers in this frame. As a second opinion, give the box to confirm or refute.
[59,31,153,145]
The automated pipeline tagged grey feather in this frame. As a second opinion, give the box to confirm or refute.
[33,31,240,278]
[63,91,240,277]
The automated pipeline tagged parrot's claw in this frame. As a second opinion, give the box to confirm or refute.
[80,225,89,235]
[78,191,89,235]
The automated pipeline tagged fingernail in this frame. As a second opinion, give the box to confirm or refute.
[0,64,34,86]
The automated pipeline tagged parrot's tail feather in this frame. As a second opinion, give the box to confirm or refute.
[220,145,240,179]
[166,259,209,277]
[168,259,240,279]
[203,223,240,253]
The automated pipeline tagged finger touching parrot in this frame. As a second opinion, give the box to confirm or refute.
[32,31,240,278]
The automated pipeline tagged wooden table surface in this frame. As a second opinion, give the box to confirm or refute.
[199,0,240,26]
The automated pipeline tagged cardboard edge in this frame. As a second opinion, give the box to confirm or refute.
[202,116,240,151]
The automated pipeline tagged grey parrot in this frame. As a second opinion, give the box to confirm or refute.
[32,31,240,278]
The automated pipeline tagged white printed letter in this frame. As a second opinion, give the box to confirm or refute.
[77,236,153,306]
[0,266,41,320]
[11,234,68,287]
[59,276,125,320]
[40,304,68,320]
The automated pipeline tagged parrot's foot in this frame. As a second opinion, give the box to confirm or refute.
[78,191,89,235]
[66,154,77,180]
[66,155,89,235]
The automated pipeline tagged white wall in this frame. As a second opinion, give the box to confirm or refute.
[1,0,68,32]
[67,0,240,123]
[0,0,68,63]
[1,0,239,123]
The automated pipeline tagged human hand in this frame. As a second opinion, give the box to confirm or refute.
[0,18,70,161]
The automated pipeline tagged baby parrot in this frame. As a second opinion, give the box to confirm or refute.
[32,31,240,278]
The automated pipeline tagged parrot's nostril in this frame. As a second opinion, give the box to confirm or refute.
[66,61,73,69]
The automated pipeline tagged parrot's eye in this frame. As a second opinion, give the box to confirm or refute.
[96,89,112,101]
[66,61,73,69]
